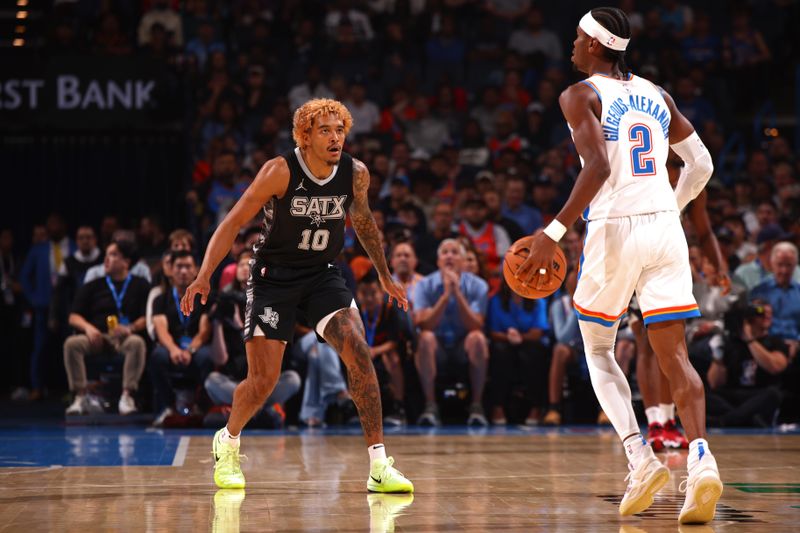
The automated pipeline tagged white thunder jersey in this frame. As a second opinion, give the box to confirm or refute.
[579,73,678,220]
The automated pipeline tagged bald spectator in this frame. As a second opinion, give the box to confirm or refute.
[751,243,800,359]
[413,239,490,426]
[733,225,800,291]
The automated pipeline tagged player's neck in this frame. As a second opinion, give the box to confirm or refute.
[299,148,332,179]
[586,61,623,80]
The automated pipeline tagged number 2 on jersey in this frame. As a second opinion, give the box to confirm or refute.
[298,229,330,251]
[628,123,656,176]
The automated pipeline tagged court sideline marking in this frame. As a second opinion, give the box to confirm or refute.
[172,436,190,467]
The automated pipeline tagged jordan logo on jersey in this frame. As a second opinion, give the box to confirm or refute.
[290,195,347,226]
[295,179,307,192]
[259,307,279,329]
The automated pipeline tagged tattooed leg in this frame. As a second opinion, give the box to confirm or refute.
[323,308,384,446]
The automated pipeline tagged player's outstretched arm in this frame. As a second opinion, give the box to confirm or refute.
[350,158,408,311]
[661,88,714,211]
[181,157,289,315]
[516,83,609,287]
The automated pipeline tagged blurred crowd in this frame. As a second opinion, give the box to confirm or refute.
[1,0,799,428]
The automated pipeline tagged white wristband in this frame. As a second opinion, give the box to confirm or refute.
[543,220,567,242]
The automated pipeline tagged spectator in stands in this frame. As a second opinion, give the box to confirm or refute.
[734,225,800,291]
[425,14,466,83]
[751,243,800,359]
[345,79,380,140]
[99,215,119,249]
[487,276,550,425]
[93,12,132,56]
[324,0,374,42]
[502,174,542,235]
[185,17,225,70]
[64,239,149,415]
[390,241,424,303]
[482,188,525,243]
[205,250,301,428]
[294,323,354,427]
[706,301,788,427]
[206,150,248,225]
[137,0,183,47]
[458,197,510,281]
[85,230,152,284]
[52,226,103,337]
[289,65,333,111]
[543,267,589,426]
[150,250,213,425]
[356,271,410,426]
[404,96,451,156]
[21,213,74,400]
[413,239,490,426]
[415,202,459,269]
[138,215,168,266]
[507,8,563,62]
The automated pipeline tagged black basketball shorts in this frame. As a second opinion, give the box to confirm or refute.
[243,259,355,343]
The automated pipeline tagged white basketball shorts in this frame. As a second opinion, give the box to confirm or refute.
[573,211,700,327]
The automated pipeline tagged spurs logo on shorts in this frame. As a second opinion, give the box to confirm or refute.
[259,306,280,329]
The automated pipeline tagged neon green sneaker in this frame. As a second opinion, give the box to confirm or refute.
[212,489,245,533]
[367,457,414,493]
[212,429,246,489]
[368,493,414,533]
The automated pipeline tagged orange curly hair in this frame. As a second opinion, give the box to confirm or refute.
[292,98,353,148]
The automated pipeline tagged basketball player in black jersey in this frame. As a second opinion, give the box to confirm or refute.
[182,99,414,493]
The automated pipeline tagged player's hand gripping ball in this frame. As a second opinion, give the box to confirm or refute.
[503,235,567,299]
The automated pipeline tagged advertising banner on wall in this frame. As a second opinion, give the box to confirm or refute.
[0,56,182,131]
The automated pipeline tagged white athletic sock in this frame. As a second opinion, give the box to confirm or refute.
[623,433,648,465]
[221,426,240,448]
[579,321,640,439]
[688,438,710,472]
[645,406,662,426]
[368,443,387,463]
[659,403,675,423]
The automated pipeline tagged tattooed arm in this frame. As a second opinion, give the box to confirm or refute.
[351,158,408,311]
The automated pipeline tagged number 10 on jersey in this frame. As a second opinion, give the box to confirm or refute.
[298,228,330,251]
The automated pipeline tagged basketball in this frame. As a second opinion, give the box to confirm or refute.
[503,235,567,299]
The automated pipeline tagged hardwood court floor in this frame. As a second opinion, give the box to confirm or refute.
[0,426,798,532]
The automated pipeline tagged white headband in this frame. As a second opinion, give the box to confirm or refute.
[579,12,629,51]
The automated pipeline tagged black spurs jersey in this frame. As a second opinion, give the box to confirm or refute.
[253,147,354,267]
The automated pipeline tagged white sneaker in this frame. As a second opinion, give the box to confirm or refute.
[619,449,670,516]
[118,392,137,415]
[679,454,723,524]
[153,407,176,427]
[65,395,86,415]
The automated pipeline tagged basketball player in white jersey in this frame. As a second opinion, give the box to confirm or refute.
[517,7,722,524]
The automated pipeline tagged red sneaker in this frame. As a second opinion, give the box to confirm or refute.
[662,419,689,449]
[647,422,665,452]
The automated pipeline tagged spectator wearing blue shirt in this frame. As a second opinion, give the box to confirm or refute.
[413,239,489,426]
[20,213,75,399]
[486,277,549,426]
[502,175,542,235]
[751,242,800,360]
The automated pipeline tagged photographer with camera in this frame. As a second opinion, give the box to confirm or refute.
[706,300,789,427]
